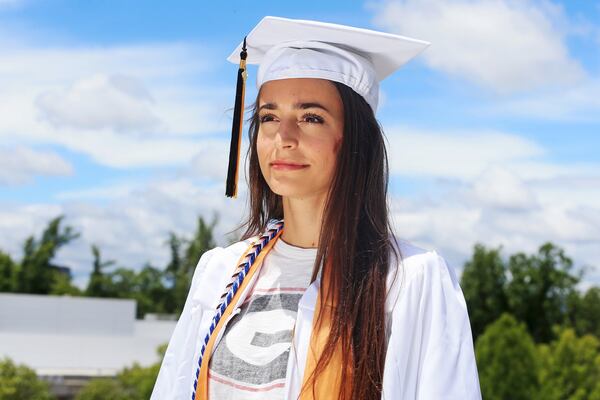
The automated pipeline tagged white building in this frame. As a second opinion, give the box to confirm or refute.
[0,293,176,398]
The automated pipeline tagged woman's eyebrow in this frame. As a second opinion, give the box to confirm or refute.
[258,101,330,113]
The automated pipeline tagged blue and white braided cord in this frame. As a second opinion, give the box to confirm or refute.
[191,220,284,399]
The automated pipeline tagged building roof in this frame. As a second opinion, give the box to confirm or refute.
[0,293,176,377]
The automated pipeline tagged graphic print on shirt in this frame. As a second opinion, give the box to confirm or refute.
[208,289,304,390]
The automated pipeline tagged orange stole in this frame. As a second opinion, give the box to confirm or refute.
[299,270,354,400]
[195,231,282,400]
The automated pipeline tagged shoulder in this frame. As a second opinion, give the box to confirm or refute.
[384,238,481,399]
[188,238,257,308]
[388,236,456,285]
[385,237,463,313]
[194,238,256,270]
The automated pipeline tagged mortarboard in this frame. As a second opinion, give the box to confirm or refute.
[224,16,430,198]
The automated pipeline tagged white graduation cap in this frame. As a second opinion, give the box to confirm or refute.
[224,16,430,198]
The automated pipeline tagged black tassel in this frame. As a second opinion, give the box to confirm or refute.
[226,37,248,198]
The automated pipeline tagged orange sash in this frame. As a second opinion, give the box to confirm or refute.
[299,268,353,400]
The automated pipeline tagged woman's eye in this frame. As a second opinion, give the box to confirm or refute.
[259,114,276,123]
[302,113,324,124]
[259,113,324,124]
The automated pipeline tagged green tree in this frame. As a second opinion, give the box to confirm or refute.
[76,344,165,400]
[163,232,185,314]
[165,232,183,277]
[537,327,600,400]
[116,362,160,400]
[592,384,600,400]
[0,358,54,400]
[75,379,129,400]
[0,251,16,292]
[17,216,79,294]
[133,264,168,318]
[569,287,600,338]
[50,272,82,296]
[165,216,217,315]
[86,245,115,298]
[475,313,539,400]
[506,242,580,343]
[182,215,217,275]
[105,267,137,298]
[460,243,508,341]
[99,265,167,318]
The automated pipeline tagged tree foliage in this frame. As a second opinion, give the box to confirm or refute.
[75,379,128,400]
[537,327,600,400]
[461,242,584,344]
[460,243,508,340]
[116,362,161,400]
[85,245,115,298]
[569,287,600,339]
[475,313,540,400]
[507,242,581,343]
[16,216,79,294]
[76,346,164,400]
[0,251,16,292]
[50,272,82,296]
[0,358,54,400]
[163,215,217,315]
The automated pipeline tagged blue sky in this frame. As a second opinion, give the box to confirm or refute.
[0,0,599,287]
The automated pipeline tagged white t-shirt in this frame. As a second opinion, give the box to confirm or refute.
[208,238,317,400]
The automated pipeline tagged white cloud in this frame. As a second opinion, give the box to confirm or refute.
[55,182,143,201]
[489,79,600,121]
[0,35,233,168]
[531,176,600,210]
[62,178,246,276]
[35,74,162,133]
[371,0,585,93]
[50,128,208,169]
[0,146,73,185]
[188,140,244,182]
[385,126,600,285]
[0,41,210,87]
[386,126,600,182]
[472,166,538,210]
[0,28,247,284]
[387,126,543,179]
[0,203,64,257]
[391,169,600,286]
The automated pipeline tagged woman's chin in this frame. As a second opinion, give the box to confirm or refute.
[269,188,305,198]
[266,183,309,198]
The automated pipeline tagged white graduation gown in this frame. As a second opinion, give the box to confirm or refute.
[151,238,482,400]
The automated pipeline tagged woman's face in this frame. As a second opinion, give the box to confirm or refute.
[256,78,344,200]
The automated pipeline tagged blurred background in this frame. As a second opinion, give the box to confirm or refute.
[0,0,599,399]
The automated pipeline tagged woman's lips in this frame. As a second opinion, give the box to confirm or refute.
[270,161,309,170]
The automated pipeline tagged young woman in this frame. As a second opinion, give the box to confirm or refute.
[152,17,482,400]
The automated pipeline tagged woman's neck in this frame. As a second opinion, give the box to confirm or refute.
[281,195,326,249]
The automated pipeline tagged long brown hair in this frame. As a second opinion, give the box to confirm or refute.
[240,80,400,400]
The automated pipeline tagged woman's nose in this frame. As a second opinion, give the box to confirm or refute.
[275,118,299,149]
